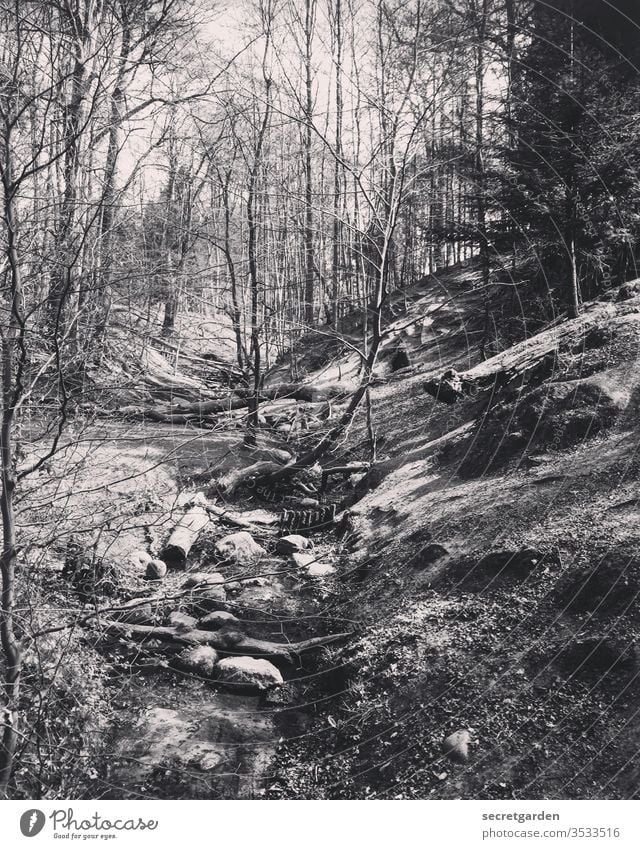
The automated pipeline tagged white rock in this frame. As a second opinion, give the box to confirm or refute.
[307,564,336,578]
[292,552,317,569]
[215,532,266,565]
[443,729,471,763]
[276,534,314,555]
[216,656,284,690]
[292,552,334,576]
[176,645,218,677]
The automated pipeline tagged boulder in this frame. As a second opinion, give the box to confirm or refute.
[198,611,240,631]
[307,563,336,578]
[443,729,471,764]
[215,532,266,565]
[276,534,314,555]
[215,657,284,691]
[113,600,154,626]
[292,552,334,576]
[291,552,317,569]
[168,611,198,631]
[145,559,167,580]
[176,645,219,678]
[189,584,227,616]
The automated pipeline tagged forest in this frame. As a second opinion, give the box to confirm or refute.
[1,0,640,801]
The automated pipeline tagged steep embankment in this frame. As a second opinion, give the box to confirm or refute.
[266,273,640,800]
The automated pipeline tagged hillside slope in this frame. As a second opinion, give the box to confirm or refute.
[266,273,640,800]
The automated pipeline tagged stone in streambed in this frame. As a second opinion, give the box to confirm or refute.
[291,552,317,569]
[276,534,314,555]
[145,559,167,580]
[198,611,240,630]
[168,611,198,631]
[189,584,228,616]
[175,645,219,677]
[113,599,154,626]
[307,563,336,578]
[215,657,283,691]
[292,551,334,577]
[215,532,266,565]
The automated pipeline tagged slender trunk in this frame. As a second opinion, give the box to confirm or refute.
[221,170,245,372]
[0,133,23,799]
[331,0,343,329]
[48,8,94,329]
[303,0,317,328]
[246,79,273,444]
[96,17,131,339]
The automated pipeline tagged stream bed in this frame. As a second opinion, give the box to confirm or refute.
[77,422,336,800]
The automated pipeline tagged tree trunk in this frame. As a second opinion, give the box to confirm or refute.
[161,505,210,569]
[0,135,23,798]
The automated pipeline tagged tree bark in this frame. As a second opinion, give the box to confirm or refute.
[160,505,210,569]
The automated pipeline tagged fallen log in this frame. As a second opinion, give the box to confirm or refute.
[204,501,278,536]
[100,620,353,663]
[160,504,210,569]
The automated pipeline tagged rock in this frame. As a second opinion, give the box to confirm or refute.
[307,564,336,578]
[291,551,334,577]
[198,611,240,630]
[291,552,317,569]
[175,645,218,678]
[269,448,293,464]
[443,729,471,764]
[130,550,151,569]
[276,534,314,555]
[189,584,227,616]
[113,600,154,626]
[145,559,167,580]
[299,497,320,509]
[168,611,198,631]
[215,532,266,565]
[182,571,225,589]
[216,657,284,691]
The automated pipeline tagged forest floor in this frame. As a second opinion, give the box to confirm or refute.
[16,262,640,800]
